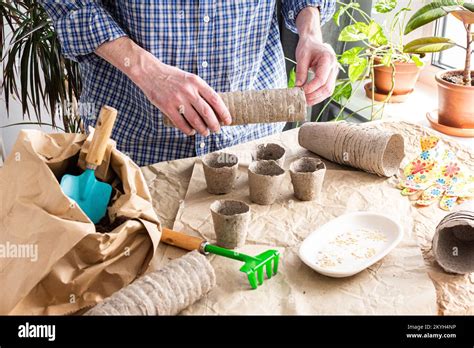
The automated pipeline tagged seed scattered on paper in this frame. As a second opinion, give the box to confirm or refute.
[315,228,387,269]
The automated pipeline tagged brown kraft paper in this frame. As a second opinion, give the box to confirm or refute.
[0,129,161,315]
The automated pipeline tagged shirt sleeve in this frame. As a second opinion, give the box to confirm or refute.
[38,0,127,62]
[281,0,336,34]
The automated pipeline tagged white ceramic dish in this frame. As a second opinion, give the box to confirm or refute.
[299,212,403,278]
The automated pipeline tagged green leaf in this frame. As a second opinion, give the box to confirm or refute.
[381,51,393,66]
[374,0,397,13]
[333,82,353,103]
[404,0,464,34]
[348,57,368,82]
[367,21,388,46]
[355,22,369,34]
[288,67,296,88]
[0,0,83,132]
[338,23,368,42]
[339,47,364,65]
[333,6,344,26]
[410,54,424,67]
[464,3,474,11]
[333,2,361,26]
[403,37,456,53]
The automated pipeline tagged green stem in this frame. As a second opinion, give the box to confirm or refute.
[314,80,352,122]
[334,76,366,121]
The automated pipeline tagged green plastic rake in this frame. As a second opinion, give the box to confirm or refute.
[162,228,279,289]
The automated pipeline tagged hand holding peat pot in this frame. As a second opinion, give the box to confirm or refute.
[163,88,307,127]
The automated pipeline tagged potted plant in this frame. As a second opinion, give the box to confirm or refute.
[405,0,474,133]
[1,0,82,133]
[333,0,455,106]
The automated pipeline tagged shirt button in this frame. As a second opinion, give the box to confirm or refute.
[200,142,206,149]
[203,15,210,23]
[201,61,208,68]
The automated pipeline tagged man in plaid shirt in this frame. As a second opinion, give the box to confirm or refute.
[40,0,337,166]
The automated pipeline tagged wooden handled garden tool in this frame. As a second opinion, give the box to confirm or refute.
[163,88,307,127]
[161,228,280,289]
[60,106,117,224]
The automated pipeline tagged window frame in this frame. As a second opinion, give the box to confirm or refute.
[431,16,469,70]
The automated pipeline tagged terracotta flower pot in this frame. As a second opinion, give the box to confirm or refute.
[373,59,422,95]
[435,70,474,129]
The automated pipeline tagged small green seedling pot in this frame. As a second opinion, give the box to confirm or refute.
[60,106,117,224]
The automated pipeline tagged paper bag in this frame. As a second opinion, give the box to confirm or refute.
[0,130,161,315]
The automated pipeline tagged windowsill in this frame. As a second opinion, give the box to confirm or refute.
[343,76,473,147]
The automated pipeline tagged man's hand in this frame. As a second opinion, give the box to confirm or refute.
[133,56,231,136]
[96,37,231,136]
[295,7,338,106]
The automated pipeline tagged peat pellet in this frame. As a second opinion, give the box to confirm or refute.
[290,157,326,201]
[210,199,251,249]
[85,251,216,316]
[202,152,239,194]
[432,211,474,274]
[255,143,286,167]
[248,160,285,205]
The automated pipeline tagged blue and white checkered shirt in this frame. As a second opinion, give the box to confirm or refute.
[40,0,335,166]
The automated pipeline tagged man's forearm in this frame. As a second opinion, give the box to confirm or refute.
[94,36,230,136]
[295,7,323,42]
[95,37,163,86]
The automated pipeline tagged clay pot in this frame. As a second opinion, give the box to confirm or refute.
[373,58,422,95]
[248,160,285,205]
[202,152,239,194]
[255,143,286,167]
[435,70,474,129]
[289,157,326,201]
[210,200,250,249]
[432,210,474,274]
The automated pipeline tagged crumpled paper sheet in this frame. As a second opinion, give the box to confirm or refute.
[372,122,474,315]
[142,121,473,315]
[0,130,161,315]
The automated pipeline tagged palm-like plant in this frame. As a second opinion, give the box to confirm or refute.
[405,0,474,85]
[1,0,83,133]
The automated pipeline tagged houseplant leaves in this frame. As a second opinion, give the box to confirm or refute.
[403,37,456,54]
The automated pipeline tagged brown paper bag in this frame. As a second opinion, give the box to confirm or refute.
[0,130,161,315]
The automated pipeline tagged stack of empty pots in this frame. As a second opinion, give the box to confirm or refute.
[432,210,474,274]
[298,121,405,177]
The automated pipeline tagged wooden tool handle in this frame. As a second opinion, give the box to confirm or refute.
[161,228,205,251]
[86,106,118,167]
